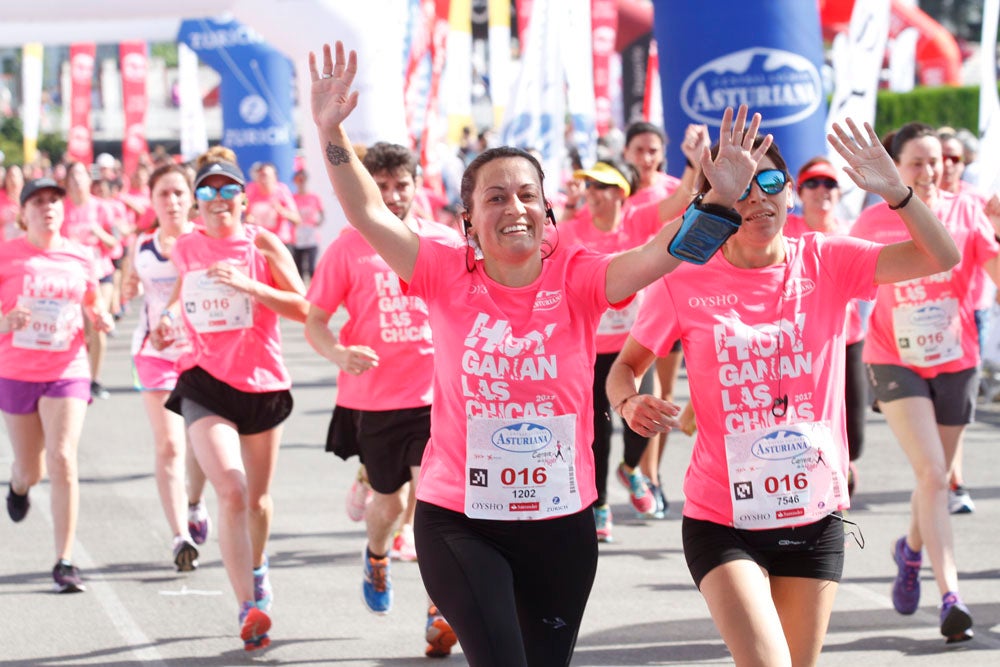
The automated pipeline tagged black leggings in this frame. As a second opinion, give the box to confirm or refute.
[415,501,598,667]
[844,340,866,461]
[592,352,652,505]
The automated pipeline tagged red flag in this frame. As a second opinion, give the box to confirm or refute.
[119,41,149,178]
[67,43,96,166]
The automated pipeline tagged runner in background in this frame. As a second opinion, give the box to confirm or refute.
[304,141,460,658]
[121,163,209,573]
[1,177,116,593]
[245,162,301,253]
[852,121,1000,643]
[784,157,867,497]
[1,164,24,241]
[154,157,308,651]
[62,161,121,400]
[291,168,324,284]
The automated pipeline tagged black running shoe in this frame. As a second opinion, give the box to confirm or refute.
[52,560,86,593]
[90,381,110,400]
[6,485,29,522]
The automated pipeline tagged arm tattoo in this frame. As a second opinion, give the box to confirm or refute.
[325,142,351,166]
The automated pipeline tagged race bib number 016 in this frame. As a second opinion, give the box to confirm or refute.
[181,268,253,333]
[12,297,79,351]
[465,414,580,521]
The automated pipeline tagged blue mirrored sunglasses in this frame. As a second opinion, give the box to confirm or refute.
[195,183,243,201]
[738,169,788,201]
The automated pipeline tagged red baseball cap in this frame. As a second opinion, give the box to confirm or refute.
[797,162,839,189]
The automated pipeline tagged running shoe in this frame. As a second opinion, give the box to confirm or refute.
[891,536,921,615]
[425,604,457,658]
[644,482,668,520]
[594,504,613,543]
[948,485,975,515]
[939,591,974,643]
[90,381,110,400]
[239,600,271,651]
[362,548,393,614]
[346,471,373,522]
[615,462,655,516]
[390,524,418,562]
[52,560,86,594]
[187,501,210,545]
[172,535,199,572]
[6,484,29,522]
[254,556,273,613]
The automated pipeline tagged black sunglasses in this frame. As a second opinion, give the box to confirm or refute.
[585,181,618,191]
[738,169,788,201]
[800,178,838,190]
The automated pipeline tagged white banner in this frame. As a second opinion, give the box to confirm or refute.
[888,27,918,93]
[177,41,208,162]
[21,43,43,166]
[487,0,510,130]
[563,0,596,170]
[824,0,890,219]
[978,0,1000,196]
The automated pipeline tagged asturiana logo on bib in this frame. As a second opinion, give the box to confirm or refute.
[751,429,810,460]
[910,305,949,329]
[681,48,821,128]
[492,423,553,453]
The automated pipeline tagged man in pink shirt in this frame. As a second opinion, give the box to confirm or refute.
[245,163,301,247]
[304,142,459,659]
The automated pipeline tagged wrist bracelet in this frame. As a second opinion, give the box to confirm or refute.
[888,186,913,210]
[160,309,175,322]
[614,393,638,416]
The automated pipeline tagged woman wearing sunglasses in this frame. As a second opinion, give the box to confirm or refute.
[153,157,309,651]
[784,159,867,499]
[851,121,1000,643]
[608,119,959,665]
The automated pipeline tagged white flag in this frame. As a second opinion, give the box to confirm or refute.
[888,28,919,93]
[978,0,1000,196]
[825,0,890,219]
[21,43,43,166]
[177,42,208,162]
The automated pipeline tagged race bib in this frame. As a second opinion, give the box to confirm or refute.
[465,414,581,521]
[891,298,962,367]
[181,268,253,333]
[12,297,80,351]
[597,297,642,337]
[725,421,846,529]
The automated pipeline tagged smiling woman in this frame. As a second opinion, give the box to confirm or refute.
[308,39,777,667]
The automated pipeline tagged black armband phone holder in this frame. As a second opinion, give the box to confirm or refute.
[667,196,742,265]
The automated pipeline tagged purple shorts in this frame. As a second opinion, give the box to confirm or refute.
[0,377,92,414]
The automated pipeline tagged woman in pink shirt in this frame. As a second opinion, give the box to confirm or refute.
[608,120,959,665]
[311,42,764,667]
[851,121,1000,642]
[0,164,24,241]
[1,178,115,593]
[153,157,308,651]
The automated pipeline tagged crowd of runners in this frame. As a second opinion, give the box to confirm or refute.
[3,39,999,666]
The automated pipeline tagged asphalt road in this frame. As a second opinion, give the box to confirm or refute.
[2,310,999,666]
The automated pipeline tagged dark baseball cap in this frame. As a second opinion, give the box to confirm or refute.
[20,177,66,206]
[194,161,246,189]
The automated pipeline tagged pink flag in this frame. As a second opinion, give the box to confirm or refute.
[119,41,149,178]
[67,43,96,166]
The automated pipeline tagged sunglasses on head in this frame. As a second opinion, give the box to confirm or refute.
[738,169,788,201]
[585,180,618,191]
[942,155,963,166]
[195,183,243,201]
[800,177,838,190]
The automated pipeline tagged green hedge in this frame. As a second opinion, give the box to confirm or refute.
[874,85,987,136]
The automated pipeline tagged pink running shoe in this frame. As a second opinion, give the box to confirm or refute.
[390,524,418,561]
[615,462,655,516]
[346,469,373,522]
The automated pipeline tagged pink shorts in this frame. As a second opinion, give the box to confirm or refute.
[133,355,180,392]
[0,376,91,414]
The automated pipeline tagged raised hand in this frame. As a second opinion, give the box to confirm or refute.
[680,123,710,167]
[827,119,907,202]
[699,105,773,206]
[309,41,360,133]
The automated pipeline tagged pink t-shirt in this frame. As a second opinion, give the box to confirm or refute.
[292,191,323,248]
[246,183,299,245]
[171,225,290,392]
[784,214,867,345]
[62,197,119,277]
[307,219,460,410]
[561,201,660,353]
[631,234,881,527]
[407,241,616,515]
[0,237,98,382]
[851,192,999,377]
[625,172,681,210]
